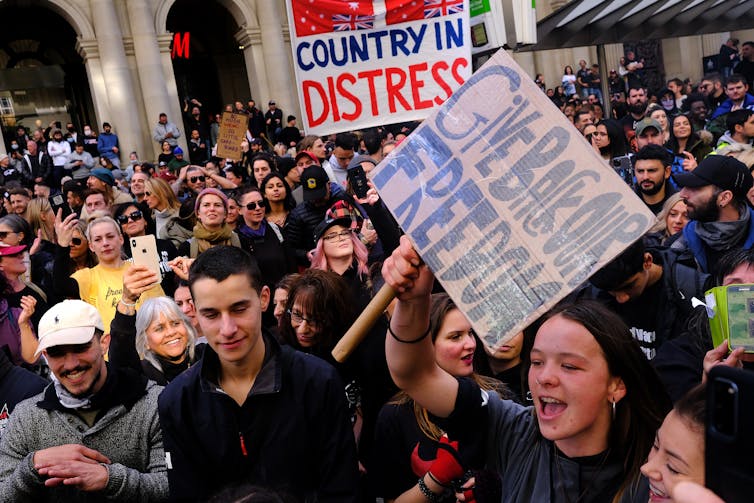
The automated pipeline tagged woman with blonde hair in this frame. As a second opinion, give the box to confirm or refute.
[144,176,192,247]
[53,213,163,333]
[25,197,57,302]
[646,193,689,247]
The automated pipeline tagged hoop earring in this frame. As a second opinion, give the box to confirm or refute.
[611,398,616,420]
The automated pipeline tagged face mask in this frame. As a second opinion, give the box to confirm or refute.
[84,128,92,135]
[661,99,674,110]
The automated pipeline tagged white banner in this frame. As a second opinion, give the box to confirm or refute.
[285,0,472,135]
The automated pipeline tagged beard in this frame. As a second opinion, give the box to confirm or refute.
[629,100,647,116]
[640,179,665,196]
[687,196,719,222]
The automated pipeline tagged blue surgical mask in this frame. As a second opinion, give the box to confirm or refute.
[661,99,674,110]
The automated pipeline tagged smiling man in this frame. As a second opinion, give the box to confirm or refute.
[157,246,358,501]
[0,299,167,501]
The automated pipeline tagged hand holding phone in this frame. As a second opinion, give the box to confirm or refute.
[130,235,161,280]
[347,165,369,199]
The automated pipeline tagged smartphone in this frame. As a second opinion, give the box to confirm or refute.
[130,235,161,279]
[48,194,72,220]
[611,155,634,188]
[725,285,754,352]
[347,165,369,199]
[706,366,754,503]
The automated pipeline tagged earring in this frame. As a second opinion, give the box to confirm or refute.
[611,398,616,420]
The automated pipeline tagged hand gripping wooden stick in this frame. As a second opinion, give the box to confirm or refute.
[331,283,397,363]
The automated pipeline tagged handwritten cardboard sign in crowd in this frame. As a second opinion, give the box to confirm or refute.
[285,0,472,135]
[371,49,656,349]
[215,112,248,160]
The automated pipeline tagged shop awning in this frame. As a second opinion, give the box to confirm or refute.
[522,0,754,51]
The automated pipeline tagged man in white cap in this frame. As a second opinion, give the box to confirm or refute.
[0,299,167,501]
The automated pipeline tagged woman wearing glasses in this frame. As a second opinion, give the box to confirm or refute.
[236,186,296,328]
[310,208,372,309]
[113,202,177,296]
[144,177,192,248]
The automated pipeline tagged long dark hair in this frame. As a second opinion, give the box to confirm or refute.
[260,172,295,212]
[596,119,629,159]
[526,301,672,503]
[278,269,355,357]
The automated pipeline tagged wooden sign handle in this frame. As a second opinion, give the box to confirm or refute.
[331,283,397,363]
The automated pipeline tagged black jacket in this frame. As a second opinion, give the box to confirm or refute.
[283,189,347,266]
[0,346,47,439]
[157,334,359,502]
[109,310,203,386]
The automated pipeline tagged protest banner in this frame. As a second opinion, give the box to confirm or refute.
[285,0,473,136]
[370,48,656,350]
[215,112,247,160]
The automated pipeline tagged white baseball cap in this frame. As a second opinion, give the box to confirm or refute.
[36,300,104,356]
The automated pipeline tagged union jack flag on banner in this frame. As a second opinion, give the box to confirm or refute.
[423,0,464,18]
[333,13,375,31]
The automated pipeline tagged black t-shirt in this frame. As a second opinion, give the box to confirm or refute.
[614,279,663,359]
[577,68,592,89]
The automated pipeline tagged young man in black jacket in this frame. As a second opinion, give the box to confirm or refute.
[586,239,712,360]
[158,246,359,502]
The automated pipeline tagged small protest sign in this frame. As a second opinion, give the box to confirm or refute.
[370,49,655,349]
[215,112,247,160]
[285,0,473,136]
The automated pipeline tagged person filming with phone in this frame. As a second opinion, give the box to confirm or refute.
[113,202,177,296]
[52,212,163,335]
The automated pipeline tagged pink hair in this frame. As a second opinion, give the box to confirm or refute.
[310,230,369,277]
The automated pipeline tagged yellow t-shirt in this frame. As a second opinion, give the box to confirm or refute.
[71,263,164,334]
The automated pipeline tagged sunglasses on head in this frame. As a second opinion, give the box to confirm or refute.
[189,176,206,183]
[245,201,264,210]
[116,210,143,224]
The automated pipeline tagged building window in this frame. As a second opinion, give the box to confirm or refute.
[0,97,13,115]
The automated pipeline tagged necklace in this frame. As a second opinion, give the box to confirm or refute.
[552,444,612,503]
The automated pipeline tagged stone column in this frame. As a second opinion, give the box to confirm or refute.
[236,26,268,104]
[603,43,624,73]
[257,1,296,115]
[90,0,143,164]
[76,38,111,133]
[156,34,188,157]
[126,0,174,159]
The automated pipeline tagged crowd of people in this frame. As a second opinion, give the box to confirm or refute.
[0,44,752,502]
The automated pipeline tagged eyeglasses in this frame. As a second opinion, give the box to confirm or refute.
[71,237,83,246]
[288,309,319,326]
[189,176,206,183]
[245,201,264,210]
[116,210,143,224]
[322,229,353,242]
[144,191,152,197]
[0,230,15,240]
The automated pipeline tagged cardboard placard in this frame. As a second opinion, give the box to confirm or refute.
[216,112,247,160]
[285,0,472,136]
[371,49,655,349]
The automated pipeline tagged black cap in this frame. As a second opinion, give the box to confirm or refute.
[673,155,753,198]
[313,216,353,242]
[301,165,329,201]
